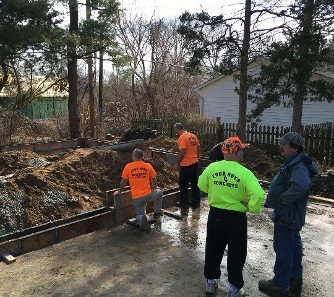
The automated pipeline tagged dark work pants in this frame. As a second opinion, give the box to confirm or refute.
[179,162,200,204]
[204,207,247,289]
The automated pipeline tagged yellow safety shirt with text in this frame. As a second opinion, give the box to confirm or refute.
[198,160,265,213]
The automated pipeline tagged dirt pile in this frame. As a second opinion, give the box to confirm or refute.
[0,137,332,236]
[311,171,334,198]
[146,135,179,151]
[242,145,281,179]
[0,148,178,235]
[120,128,160,141]
[141,136,333,198]
[243,145,334,198]
[146,136,282,179]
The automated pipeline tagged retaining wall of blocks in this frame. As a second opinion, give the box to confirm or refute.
[0,138,119,154]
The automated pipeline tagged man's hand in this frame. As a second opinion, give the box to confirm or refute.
[114,189,122,196]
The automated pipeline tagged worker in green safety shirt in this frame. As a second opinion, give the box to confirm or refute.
[198,136,265,297]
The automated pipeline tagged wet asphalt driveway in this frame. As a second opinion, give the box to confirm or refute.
[0,199,333,297]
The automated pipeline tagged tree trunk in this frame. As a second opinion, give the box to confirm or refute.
[98,50,104,124]
[291,89,304,133]
[87,0,95,137]
[67,0,80,138]
[87,56,95,137]
[0,64,9,92]
[291,0,314,133]
[237,0,251,141]
[147,86,158,118]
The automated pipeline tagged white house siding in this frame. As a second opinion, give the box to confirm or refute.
[302,101,334,126]
[196,63,334,127]
[252,101,333,127]
[249,102,293,127]
[200,76,240,123]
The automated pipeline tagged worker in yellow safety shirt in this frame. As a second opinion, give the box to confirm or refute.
[197,136,265,296]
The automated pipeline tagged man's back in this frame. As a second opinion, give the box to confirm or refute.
[121,160,156,199]
[177,131,199,166]
[198,160,264,213]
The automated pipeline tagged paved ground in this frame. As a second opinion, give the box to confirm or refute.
[0,200,333,297]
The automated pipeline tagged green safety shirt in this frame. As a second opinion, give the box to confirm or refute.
[198,160,265,213]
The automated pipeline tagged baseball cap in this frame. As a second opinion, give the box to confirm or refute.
[277,132,304,147]
[221,136,248,154]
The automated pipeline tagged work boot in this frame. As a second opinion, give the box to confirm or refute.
[141,214,151,232]
[228,288,246,297]
[153,212,163,219]
[205,279,218,294]
[259,279,289,297]
[289,277,302,296]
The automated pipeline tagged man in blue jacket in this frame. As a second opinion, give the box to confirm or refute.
[209,141,225,162]
[259,132,318,297]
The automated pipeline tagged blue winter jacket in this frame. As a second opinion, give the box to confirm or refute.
[264,151,318,230]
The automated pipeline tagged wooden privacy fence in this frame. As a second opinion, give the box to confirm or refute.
[131,119,334,161]
[222,123,334,162]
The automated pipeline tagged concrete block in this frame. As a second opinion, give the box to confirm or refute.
[1,145,19,153]
[113,191,133,210]
[49,141,62,151]
[51,149,64,154]
[164,153,177,165]
[152,149,165,160]
[62,139,77,149]
[21,144,34,152]
[34,142,50,153]
[143,149,152,159]
[86,139,99,148]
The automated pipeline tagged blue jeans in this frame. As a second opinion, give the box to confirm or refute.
[132,189,163,224]
[273,223,303,288]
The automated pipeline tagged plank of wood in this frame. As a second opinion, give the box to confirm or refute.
[1,253,16,264]
[309,195,334,205]
[161,209,182,220]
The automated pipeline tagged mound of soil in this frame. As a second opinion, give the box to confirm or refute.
[145,136,333,198]
[0,150,50,176]
[0,148,178,235]
[0,137,332,235]
[311,172,334,198]
[121,128,160,141]
[242,145,281,179]
[146,135,179,152]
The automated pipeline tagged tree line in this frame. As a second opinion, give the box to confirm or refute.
[0,0,333,141]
